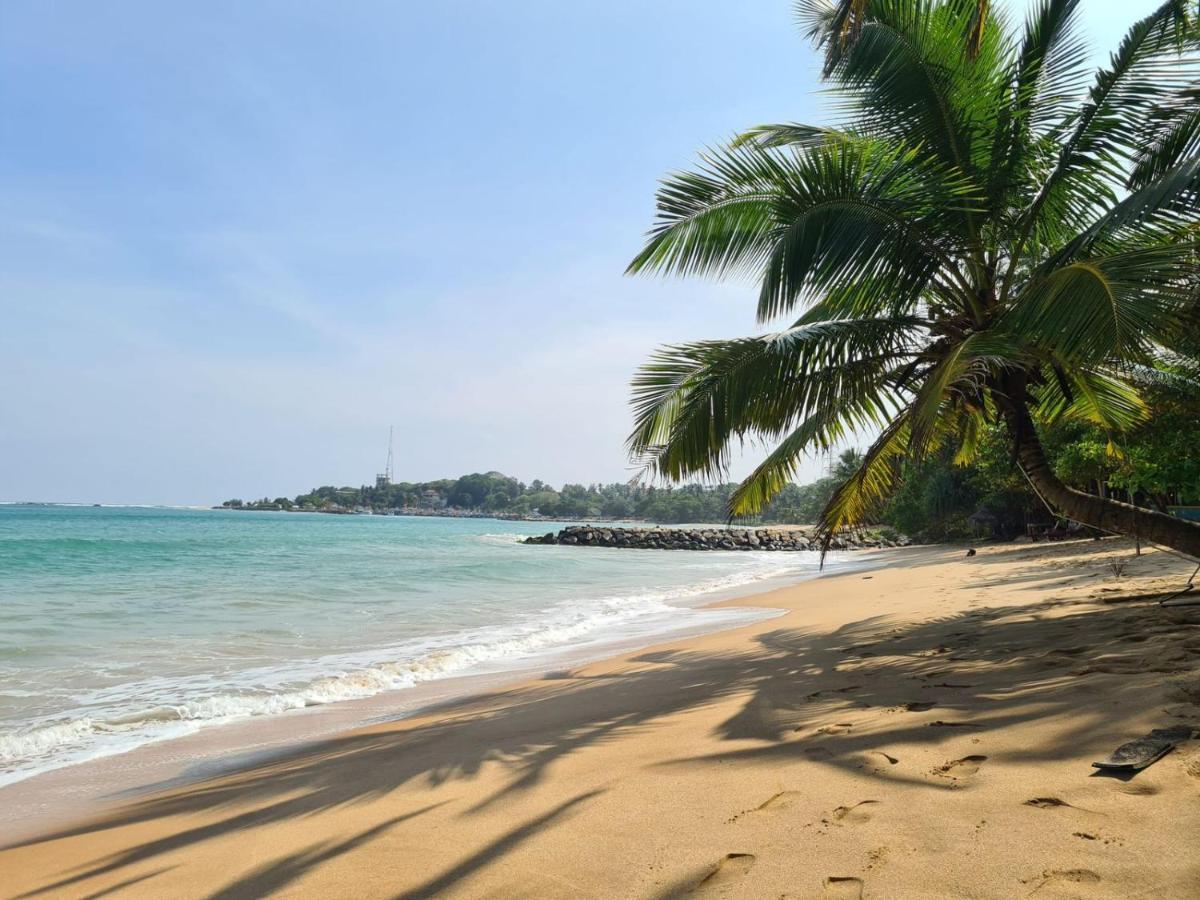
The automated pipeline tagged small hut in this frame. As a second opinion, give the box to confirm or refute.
[967,508,998,538]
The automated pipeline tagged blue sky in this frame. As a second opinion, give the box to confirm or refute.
[1,1,1163,504]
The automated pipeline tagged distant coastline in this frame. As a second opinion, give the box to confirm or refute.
[216,469,836,526]
[214,504,646,524]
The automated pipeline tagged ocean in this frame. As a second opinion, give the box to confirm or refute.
[0,504,836,787]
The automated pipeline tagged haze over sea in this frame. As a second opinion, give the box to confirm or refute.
[0,504,841,786]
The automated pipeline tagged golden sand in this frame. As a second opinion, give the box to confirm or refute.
[3,539,1199,899]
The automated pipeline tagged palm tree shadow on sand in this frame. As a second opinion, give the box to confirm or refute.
[6,545,1199,899]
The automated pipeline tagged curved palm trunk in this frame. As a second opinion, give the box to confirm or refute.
[1003,398,1200,558]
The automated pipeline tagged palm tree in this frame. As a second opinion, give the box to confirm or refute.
[627,0,1200,556]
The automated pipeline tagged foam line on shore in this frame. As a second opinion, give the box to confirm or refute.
[0,558,828,788]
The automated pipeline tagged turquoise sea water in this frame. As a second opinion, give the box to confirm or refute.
[0,505,831,785]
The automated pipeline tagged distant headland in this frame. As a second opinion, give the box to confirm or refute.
[217,470,833,526]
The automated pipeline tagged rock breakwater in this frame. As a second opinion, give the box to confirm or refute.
[523,525,905,551]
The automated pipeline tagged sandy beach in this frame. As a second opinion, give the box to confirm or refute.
[3,538,1200,899]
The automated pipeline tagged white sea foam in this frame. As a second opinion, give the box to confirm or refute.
[476,532,528,546]
[0,556,813,787]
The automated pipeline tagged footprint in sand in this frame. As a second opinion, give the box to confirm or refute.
[817,723,855,735]
[1025,797,1073,810]
[727,791,803,823]
[1030,868,1101,894]
[832,800,879,825]
[866,751,899,769]
[694,853,756,893]
[903,701,936,712]
[822,875,864,898]
[755,791,803,812]
[935,755,987,779]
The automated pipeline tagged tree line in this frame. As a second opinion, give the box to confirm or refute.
[222,369,1199,537]
[222,466,859,525]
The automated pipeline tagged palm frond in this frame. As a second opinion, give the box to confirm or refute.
[1117,355,1200,394]
[984,0,1088,216]
[813,413,915,558]
[796,0,869,75]
[1129,87,1200,188]
[907,331,1031,451]
[1034,366,1149,432]
[628,316,926,482]
[727,381,904,517]
[1006,240,1199,364]
[952,407,986,465]
[1006,0,1199,286]
[964,0,991,60]
[732,123,854,150]
[825,0,979,174]
[1049,155,1200,262]
[627,138,980,323]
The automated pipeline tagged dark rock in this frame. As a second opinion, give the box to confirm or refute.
[524,525,876,553]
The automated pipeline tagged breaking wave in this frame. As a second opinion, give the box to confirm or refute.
[0,560,807,786]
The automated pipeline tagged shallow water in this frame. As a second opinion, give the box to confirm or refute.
[0,505,838,785]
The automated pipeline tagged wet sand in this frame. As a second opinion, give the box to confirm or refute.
[3,539,1199,898]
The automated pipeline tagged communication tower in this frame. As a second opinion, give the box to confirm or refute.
[375,426,394,489]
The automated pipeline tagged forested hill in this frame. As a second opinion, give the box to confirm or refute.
[221,469,846,525]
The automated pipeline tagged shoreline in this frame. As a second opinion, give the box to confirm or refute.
[4,539,1199,897]
[0,552,885,841]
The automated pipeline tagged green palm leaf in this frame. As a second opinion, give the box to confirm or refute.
[627,138,980,323]
[629,316,925,480]
[1006,240,1198,363]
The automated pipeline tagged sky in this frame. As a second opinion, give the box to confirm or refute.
[0,0,1165,505]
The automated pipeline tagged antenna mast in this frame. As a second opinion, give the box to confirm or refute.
[386,425,394,482]
[376,426,395,489]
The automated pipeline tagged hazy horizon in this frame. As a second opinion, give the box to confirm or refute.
[1,1,1160,505]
